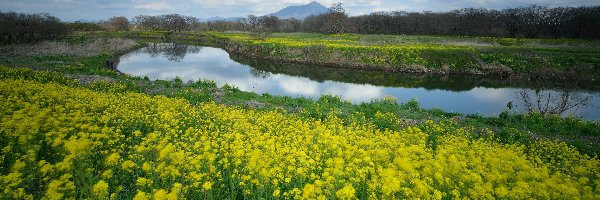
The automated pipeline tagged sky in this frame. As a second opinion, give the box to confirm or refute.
[1,0,599,21]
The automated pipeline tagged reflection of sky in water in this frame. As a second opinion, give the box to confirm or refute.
[118,45,600,120]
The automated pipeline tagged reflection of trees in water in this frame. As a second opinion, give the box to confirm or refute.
[515,87,595,117]
[250,68,270,79]
[142,43,201,62]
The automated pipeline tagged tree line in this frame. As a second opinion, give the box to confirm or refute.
[2,4,599,45]
[0,12,68,44]
[123,4,600,39]
[350,6,600,38]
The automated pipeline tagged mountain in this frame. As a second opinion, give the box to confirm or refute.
[268,1,329,19]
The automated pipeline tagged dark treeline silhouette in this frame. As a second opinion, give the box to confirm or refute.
[0,12,68,44]
[6,3,597,45]
[186,4,600,39]
[350,6,600,38]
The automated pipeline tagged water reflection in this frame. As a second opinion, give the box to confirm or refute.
[143,43,202,62]
[515,87,596,117]
[117,43,600,120]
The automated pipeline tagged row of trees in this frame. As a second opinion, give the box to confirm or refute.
[190,4,600,39]
[0,12,68,44]
[71,4,600,39]
[350,6,600,38]
[3,4,599,44]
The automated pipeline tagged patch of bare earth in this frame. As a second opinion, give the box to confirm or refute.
[65,74,116,85]
[6,38,137,56]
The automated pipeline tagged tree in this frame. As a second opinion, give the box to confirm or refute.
[105,16,130,31]
[0,12,68,44]
[247,15,259,29]
[162,14,188,32]
[67,21,104,32]
[279,18,302,32]
[258,15,279,31]
[321,3,354,34]
[134,15,160,30]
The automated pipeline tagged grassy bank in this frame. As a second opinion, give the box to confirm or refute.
[89,31,600,78]
[1,67,599,199]
[211,32,600,78]
[1,34,599,154]
[1,34,600,198]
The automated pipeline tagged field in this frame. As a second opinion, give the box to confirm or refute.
[1,67,599,199]
[207,32,600,77]
[87,31,600,78]
[1,33,600,199]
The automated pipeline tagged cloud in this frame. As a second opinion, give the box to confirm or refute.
[133,2,171,10]
[1,0,598,21]
[278,77,319,96]
[468,87,515,104]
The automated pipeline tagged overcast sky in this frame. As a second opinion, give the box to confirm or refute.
[1,0,599,21]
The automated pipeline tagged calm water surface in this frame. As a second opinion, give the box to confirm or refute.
[117,43,600,120]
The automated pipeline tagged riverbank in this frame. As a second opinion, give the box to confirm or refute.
[98,31,600,80]
[2,35,600,198]
[1,34,599,155]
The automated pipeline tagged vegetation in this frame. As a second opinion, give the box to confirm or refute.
[165,31,599,78]
[1,35,599,154]
[133,14,199,32]
[67,21,104,32]
[1,7,600,199]
[1,67,599,199]
[65,4,597,39]
[349,6,600,39]
[0,12,68,44]
[100,16,131,32]
[133,5,600,39]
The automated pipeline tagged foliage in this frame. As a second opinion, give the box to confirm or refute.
[100,16,130,31]
[0,12,69,44]
[249,27,272,40]
[132,14,198,32]
[206,31,600,76]
[171,5,600,39]
[66,21,104,32]
[1,77,599,199]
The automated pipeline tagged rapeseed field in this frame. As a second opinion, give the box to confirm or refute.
[0,67,599,199]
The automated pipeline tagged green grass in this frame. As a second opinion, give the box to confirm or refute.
[2,32,600,156]
[206,32,600,77]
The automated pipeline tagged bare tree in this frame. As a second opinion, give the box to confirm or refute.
[134,15,160,31]
[517,88,594,117]
[247,15,259,29]
[258,15,279,31]
[321,3,354,34]
[104,16,130,31]
[279,18,302,32]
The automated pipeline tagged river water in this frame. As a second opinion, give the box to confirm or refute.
[117,43,600,120]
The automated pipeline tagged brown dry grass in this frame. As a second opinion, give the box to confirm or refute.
[6,38,137,57]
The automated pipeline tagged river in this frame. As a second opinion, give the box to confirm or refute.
[117,43,600,120]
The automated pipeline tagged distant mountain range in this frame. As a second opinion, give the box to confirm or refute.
[64,2,329,23]
[268,1,329,19]
[201,1,329,22]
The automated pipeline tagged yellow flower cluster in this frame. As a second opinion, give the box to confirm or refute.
[0,77,599,199]
[212,32,472,66]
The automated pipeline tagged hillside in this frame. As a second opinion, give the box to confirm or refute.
[268,1,329,19]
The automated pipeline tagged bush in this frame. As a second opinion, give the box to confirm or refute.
[249,27,272,40]
[0,12,68,44]
[303,44,327,60]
